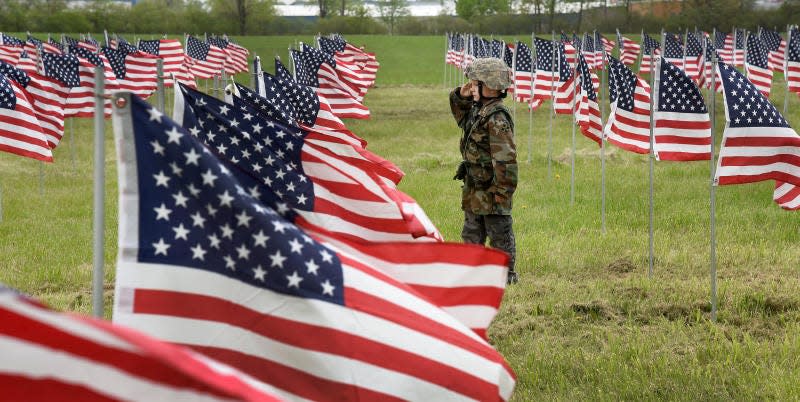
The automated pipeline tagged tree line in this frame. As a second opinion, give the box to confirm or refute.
[1,0,798,36]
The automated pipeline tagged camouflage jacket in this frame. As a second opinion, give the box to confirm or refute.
[450,88,518,215]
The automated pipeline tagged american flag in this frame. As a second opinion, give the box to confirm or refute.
[640,32,661,74]
[553,43,577,115]
[617,31,641,66]
[291,45,369,119]
[185,35,226,79]
[64,45,120,118]
[532,37,558,105]
[0,44,23,66]
[512,41,533,103]
[175,83,438,242]
[503,42,514,68]
[0,71,52,162]
[445,33,464,66]
[235,78,403,185]
[560,32,577,67]
[138,38,196,88]
[328,34,379,77]
[582,33,598,71]
[316,38,373,98]
[760,28,787,72]
[773,181,800,210]
[1,33,25,47]
[715,31,732,64]
[102,46,159,99]
[714,61,800,190]
[0,285,285,402]
[41,52,81,88]
[653,58,711,161]
[112,94,516,401]
[663,33,685,70]
[787,28,800,94]
[23,35,42,65]
[732,29,746,67]
[47,37,65,54]
[490,39,504,59]
[683,31,704,84]
[2,60,69,148]
[575,54,602,146]
[745,34,773,97]
[606,55,651,154]
[699,34,718,89]
[208,35,249,75]
[596,32,615,54]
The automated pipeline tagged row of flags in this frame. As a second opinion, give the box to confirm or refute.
[0,32,252,163]
[445,30,800,210]
[4,34,519,401]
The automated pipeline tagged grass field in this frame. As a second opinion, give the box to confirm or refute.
[2,34,800,400]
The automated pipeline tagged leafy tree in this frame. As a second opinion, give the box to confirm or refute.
[455,0,511,21]
[376,0,410,35]
[208,0,275,35]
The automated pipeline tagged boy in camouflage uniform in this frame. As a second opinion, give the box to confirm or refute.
[450,57,519,284]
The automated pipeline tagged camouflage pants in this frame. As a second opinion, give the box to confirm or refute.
[462,211,516,272]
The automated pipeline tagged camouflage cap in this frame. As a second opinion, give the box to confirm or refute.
[465,57,512,91]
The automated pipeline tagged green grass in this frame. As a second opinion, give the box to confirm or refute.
[2,34,800,400]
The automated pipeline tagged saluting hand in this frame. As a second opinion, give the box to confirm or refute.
[459,82,472,98]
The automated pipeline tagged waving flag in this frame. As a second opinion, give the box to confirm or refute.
[328,34,379,77]
[316,38,374,96]
[732,29,746,67]
[64,45,120,118]
[582,33,598,71]
[291,45,369,119]
[532,37,558,106]
[175,83,439,242]
[207,35,249,75]
[575,54,602,145]
[640,33,661,74]
[446,33,464,67]
[761,28,787,72]
[512,41,533,103]
[773,182,800,210]
[1,33,25,47]
[234,78,403,185]
[560,32,577,67]
[606,55,651,154]
[715,61,800,188]
[185,35,226,79]
[553,43,577,115]
[684,32,704,84]
[0,73,51,161]
[786,28,800,94]
[138,38,196,88]
[653,58,711,161]
[617,31,641,66]
[663,33,685,70]
[503,42,514,68]
[112,94,516,401]
[0,44,23,66]
[1,60,68,149]
[0,285,285,402]
[745,34,773,97]
[103,46,159,99]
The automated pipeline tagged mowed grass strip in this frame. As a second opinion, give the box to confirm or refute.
[1,35,799,400]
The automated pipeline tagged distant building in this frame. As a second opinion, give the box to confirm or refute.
[66,0,136,7]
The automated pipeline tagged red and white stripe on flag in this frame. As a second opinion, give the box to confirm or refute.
[553,74,576,115]
[620,37,641,66]
[513,69,532,102]
[0,287,285,402]
[746,63,773,98]
[773,181,800,210]
[25,72,69,149]
[715,62,800,188]
[606,76,652,154]
[0,76,52,162]
[0,45,22,65]
[64,55,120,118]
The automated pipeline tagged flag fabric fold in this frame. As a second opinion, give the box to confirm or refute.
[606,55,652,154]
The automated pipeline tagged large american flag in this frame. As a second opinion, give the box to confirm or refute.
[653,58,711,161]
[185,35,226,79]
[640,32,661,74]
[715,61,800,189]
[575,54,602,146]
[512,41,533,103]
[318,36,377,83]
[761,28,787,72]
[0,285,285,401]
[64,45,120,118]
[606,55,652,154]
[175,83,439,243]
[102,46,159,99]
[745,34,773,97]
[138,38,196,88]
[0,69,52,162]
[316,38,373,98]
[112,94,516,401]
[291,45,369,119]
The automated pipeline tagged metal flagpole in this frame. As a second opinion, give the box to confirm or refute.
[252,55,259,94]
[570,41,578,205]
[156,59,165,112]
[92,66,105,318]
[599,32,607,233]
[648,32,665,278]
[443,33,448,90]
[710,50,718,322]
[548,32,556,180]
[784,26,792,115]
[529,33,536,165]
[511,37,518,125]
